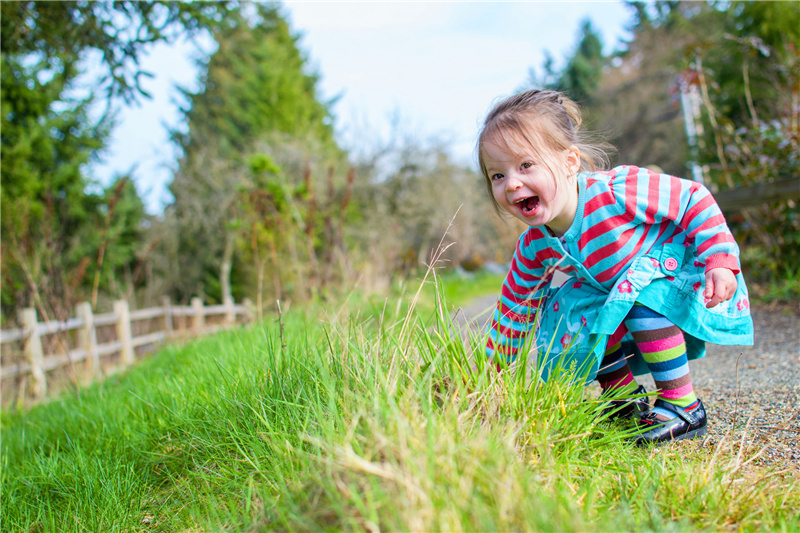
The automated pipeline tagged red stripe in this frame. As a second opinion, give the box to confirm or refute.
[508,258,542,282]
[501,285,531,306]
[495,323,526,339]
[705,253,740,274]
[515,253,542,271]
[624,170,639,216]
[486,334,516,357]
[522,228,547,247]
[580,174,638,250]
[595,228,650,283]
[607,323,629,347]
[691,214,727,237]
[537,247,561,262]
[682,193,715,231]
[497,298,540,323]
[697,232,735,256]
[505,276,547,299]
[584,224,635,270]
[667,178,682,221]
[584,190,616,218]
[652,221,671,244]
[579,214,626,250]
[644,172,660,224]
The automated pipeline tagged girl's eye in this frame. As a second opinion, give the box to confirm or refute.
[491,173,504,181]
[521,161,533,169]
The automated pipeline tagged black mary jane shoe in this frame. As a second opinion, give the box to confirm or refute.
[633,398,707,446]
[601,385,650,421]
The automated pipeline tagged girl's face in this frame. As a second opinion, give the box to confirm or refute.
[483,134,581,236]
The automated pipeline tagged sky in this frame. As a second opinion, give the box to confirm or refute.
[90,1,634,214]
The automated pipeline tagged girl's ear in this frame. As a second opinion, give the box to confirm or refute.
[565,145,581,175]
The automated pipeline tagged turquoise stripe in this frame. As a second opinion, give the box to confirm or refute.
[510,269,548,290]
[494,309,535,332]
[625,315,672,331]
[649,362,690,382]
[488,328,524,348]
[499,293,539,316]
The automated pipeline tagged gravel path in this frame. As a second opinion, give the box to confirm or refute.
[455,297,800,470]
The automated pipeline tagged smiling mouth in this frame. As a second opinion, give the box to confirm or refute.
[514,196,540,216]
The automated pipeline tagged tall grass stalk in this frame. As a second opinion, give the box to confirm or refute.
[2,274,798,531]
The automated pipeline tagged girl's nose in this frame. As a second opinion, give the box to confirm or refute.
[506,175,523,191]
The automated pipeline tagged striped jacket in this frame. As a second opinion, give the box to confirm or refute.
[487,165,748,362]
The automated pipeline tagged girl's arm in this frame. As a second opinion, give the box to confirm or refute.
[486,234,552,363]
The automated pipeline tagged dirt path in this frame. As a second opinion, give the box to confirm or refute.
[455,296,800,469]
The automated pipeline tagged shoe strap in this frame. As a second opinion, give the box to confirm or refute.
[654,400,696,425]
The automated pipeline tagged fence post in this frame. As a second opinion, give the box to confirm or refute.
[161,296,173,339]
[224,296,235,326]
[114,300,134,366]
[242,298,255,323]
[76,302,100,378]
[20,308,47,399]
[191,297,205,335]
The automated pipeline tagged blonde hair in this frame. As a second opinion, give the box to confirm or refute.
[477,89,612,211]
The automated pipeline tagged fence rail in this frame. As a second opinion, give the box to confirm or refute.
[715,176,800,211]
[1,297,253,406]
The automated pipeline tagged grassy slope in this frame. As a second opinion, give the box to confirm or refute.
[2,273,798,531]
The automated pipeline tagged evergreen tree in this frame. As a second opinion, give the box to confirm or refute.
[165,4,340,304]
[1,52,107,317]
[527,19,605,103]
[560,20,605,103]
[175,6,336,160]
[1,1,232,319]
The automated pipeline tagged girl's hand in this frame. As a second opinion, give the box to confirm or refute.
[704,268,737,308]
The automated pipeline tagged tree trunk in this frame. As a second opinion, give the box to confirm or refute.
[220,229,235,307]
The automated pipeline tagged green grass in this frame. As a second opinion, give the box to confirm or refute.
[2,272,798,531]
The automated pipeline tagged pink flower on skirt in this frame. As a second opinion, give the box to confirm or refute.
[553,301,560,312]
[737,299,750,311]
[561,333,572,348]
[618,280,633,294]
[572,281,583,288]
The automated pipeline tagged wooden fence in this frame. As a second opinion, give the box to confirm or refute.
[0,297,253,407]
[714,177,800,211]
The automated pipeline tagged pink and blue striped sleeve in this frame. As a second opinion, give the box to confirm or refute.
[486,234,552,362]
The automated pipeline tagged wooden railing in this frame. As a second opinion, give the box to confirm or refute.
[714,177,800,211]
[0,297,253,406]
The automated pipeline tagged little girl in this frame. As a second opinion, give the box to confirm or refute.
[479,89,754,445]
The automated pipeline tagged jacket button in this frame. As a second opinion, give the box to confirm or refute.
[664,258,678,271]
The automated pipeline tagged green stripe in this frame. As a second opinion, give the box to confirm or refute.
[641,343,685,363]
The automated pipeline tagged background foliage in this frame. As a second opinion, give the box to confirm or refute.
[2,0,798,326]
[532,1,799,287]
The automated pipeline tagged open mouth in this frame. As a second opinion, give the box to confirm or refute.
[514,196,540,216]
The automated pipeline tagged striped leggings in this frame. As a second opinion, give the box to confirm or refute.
[597,304,697,407]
